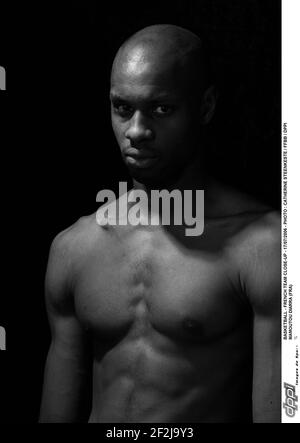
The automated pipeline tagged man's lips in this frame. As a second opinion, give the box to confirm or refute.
[126,156,158,169]
[124,147,157,159]
[124,148,158,169]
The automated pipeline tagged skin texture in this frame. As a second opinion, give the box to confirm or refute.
[39,25,281,423]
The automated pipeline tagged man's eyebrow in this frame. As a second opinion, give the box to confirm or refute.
[109,91,177,102]
[110,92,123,100]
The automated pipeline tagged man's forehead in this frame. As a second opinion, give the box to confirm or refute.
[111,54,188,97]
[114,50,178,79]
[112,40,190,82]
[121,46,151,76]
[110,84,180,102]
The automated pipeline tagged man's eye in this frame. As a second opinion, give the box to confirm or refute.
[152,105,173,116]
[113,104,133,117]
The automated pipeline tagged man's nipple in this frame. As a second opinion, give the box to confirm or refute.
[183,318,203,335]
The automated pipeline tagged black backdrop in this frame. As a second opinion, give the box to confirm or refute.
[0,0,281,423]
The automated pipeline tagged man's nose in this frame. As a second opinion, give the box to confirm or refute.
[125,111,154,144]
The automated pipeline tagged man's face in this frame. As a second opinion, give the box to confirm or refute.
[110,46,202,186]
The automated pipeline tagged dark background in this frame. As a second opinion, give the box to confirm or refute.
[0,0,281,422]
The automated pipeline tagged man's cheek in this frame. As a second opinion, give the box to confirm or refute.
[112,119,122,135]
[163,121,190,140]
[112,127,124,145]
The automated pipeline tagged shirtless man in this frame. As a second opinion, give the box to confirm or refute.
[39,25,281,423]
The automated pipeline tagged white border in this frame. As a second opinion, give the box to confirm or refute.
[282,0,300,423]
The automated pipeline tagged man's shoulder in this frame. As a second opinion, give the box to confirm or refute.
[210,180,280,251]
[225,201,280,273]
[228,208,280,311]
[46,213,103,302]
[49,212,101,265]
[218,183,281,293]
[231,208,280,254]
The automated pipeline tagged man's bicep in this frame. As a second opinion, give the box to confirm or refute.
[242,218,281,422]
[44,232,73,317]
[45,231,90,355]
[252,312,281,422]
[247,274,281,423]
[40,233,92,422]
[40,319,92,422]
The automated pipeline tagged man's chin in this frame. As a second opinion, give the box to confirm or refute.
[127,165,162,186]
[128,165,181,189]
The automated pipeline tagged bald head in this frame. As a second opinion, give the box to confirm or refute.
[111,24,210,98]
[110,25,216,186]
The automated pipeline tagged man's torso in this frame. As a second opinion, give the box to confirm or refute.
[67,206,268,423]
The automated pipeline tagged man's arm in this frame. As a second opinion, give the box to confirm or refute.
[241,213,281,423]
[39,231,92,423]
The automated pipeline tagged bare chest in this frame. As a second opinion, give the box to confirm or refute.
[74,227,246,343]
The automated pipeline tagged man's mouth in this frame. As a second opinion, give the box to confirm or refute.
[126,156,158,169]
[124,148,158,169]
[125,147,157,159]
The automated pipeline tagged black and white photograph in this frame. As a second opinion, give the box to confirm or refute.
[0,0,299,426]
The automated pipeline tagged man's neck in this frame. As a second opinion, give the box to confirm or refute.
[129,160,240,221]
[132,156,208,195]
[128,157,213,224]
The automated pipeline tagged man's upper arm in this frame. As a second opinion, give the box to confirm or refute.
[241,212,281,423]
[40,228,92,422]
[45,230,83,348]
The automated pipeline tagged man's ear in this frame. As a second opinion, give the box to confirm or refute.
[200,85,218,125]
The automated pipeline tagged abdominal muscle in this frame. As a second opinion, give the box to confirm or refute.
[87,321,253,423]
